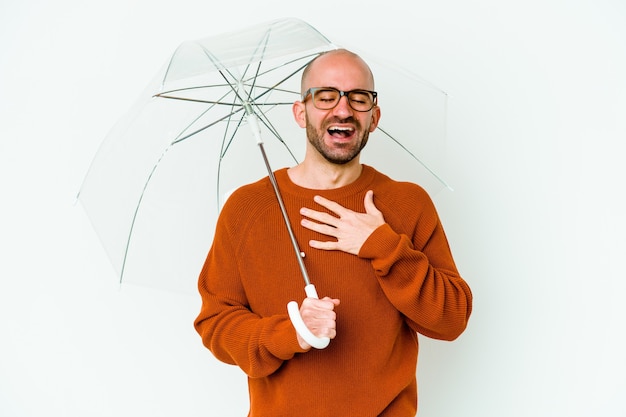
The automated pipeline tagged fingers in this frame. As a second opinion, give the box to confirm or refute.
[300,215,333,230]
[311,195,345,215]
[301,192,380,225]
[299,207,339,229]
[299,297,340,340]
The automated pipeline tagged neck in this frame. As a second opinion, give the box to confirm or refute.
[288,158,362,190]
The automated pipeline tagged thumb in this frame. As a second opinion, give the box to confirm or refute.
[363,190,380,215]
[320,296,341,307]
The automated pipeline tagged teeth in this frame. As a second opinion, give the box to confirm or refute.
[329,126,353,132]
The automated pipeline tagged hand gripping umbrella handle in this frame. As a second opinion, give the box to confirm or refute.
[287,284,331,350]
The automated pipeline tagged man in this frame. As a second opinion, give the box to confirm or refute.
[194,49,473,416]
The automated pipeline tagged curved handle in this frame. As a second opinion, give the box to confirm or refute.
[287,284,331,350]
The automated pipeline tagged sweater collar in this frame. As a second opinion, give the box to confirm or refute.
[274,164,376,200]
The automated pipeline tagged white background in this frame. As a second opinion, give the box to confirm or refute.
[1,1,625,416]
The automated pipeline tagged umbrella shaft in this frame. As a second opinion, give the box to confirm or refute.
[258,142,312,287]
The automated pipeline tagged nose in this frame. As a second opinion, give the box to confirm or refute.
[332,94,354,116]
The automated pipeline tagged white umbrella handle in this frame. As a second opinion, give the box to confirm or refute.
[287,284,331,350]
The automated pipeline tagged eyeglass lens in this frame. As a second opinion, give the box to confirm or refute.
[311,88,376,111]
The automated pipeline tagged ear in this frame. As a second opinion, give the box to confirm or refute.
[292,101,307,128]
[368,105,381,132]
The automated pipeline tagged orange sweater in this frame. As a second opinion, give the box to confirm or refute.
[194,165,472,416]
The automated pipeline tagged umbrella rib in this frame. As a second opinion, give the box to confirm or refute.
[237,25,274,102]
[160,83,297,97]
[155,93,241,106]
[246,60,311,103]
[241,52,319,93]
[193,43,251,98]
[160,43,184,88]
[118,146,172,283]
[219,108,245,158]
[170,106,245,145]
[216,112,247,211]
[157,93,293,107]
[158,83,234,95]
[376,126,453,191]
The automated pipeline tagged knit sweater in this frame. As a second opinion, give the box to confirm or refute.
[194,165,472,417]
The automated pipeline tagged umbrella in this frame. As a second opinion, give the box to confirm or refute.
[77,17,450,301]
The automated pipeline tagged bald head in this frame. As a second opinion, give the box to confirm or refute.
[301,49,375,94]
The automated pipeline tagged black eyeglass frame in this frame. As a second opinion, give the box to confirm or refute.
[301,87,378,112]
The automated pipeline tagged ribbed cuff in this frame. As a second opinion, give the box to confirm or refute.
[264,316,309,360]
[358,223,399,259]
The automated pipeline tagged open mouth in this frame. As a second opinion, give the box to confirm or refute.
[327,125,355,139]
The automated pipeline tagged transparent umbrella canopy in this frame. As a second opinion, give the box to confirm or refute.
[77,18,450,295]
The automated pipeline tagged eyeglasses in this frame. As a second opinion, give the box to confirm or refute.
[302,87,378,112]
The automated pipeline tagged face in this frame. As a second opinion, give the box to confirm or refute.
[293,51,381,165]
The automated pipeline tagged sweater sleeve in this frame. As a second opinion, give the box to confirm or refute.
[193,217,307,378]
[358,199,473,341]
